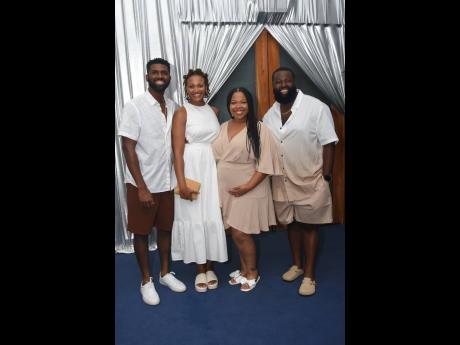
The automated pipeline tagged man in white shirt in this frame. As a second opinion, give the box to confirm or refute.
[263,67,339,296]
[118,58,186,305]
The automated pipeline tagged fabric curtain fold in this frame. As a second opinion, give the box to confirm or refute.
[176,23,264,103]
[177,0,344,25]
[266,24,345,113]
[115,0,180,252]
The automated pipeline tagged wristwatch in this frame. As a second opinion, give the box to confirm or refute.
[323,174,332,182]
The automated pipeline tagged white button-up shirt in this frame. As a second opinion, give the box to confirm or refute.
[263,90,338,202]
[118,91,177,193]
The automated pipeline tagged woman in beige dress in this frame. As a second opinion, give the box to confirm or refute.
[212,87,282,292]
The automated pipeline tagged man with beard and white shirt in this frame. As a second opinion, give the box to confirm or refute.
[118,58,186,305]
[262,67,338,296]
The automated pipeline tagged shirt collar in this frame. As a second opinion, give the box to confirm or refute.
[145,90,169,107]
[291,89,303,111]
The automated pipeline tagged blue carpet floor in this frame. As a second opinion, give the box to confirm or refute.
[115,224,345,345]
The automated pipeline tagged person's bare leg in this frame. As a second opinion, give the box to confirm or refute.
[239,252,247,277]
[133,234,151,284]
[205,261,217,286]
[301,223,319,280]
[229,228,247,283]
[229,253,246,284]
[156,229,170,277]
[196,263,207,289]
[287,221,303,268]
[231,228,258,289]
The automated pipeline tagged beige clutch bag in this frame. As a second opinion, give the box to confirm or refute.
[175,178,201,200]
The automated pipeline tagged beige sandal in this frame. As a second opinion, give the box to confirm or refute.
[205,270,218,289]
[195,273,207,292]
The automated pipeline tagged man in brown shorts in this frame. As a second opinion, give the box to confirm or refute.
[263,67,339,296]
[118,58,186,305]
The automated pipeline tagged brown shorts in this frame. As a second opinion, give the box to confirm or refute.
[126,183,174,235]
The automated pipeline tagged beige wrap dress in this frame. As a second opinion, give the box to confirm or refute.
[212,121,282,234]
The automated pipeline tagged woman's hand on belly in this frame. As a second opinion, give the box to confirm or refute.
[228,184,252,197]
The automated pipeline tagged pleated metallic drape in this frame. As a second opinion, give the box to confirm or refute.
[177,0,344,25]
[266,24,345,113]
[282,0,344,25]
[176,23,264,103]
[115,0,182,252]
[178,0,260,22]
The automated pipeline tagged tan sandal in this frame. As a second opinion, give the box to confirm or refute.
[195,273,207,292]
[298,277,316,296]
[282,265,304,282]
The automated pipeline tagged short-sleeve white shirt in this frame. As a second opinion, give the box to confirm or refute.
[118,91,178,193]
[262,90,338,201]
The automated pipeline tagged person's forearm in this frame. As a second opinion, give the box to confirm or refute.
[322,143,335,176]
[246,171,267,189]
[122,146,148,191]
[171,109,188,191]
[173,155,187,190]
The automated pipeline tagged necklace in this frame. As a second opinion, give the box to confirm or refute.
[281,109,292,116]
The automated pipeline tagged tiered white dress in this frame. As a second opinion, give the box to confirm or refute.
[171,102,228,264]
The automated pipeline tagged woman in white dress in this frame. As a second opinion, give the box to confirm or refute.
[171,69,228,292]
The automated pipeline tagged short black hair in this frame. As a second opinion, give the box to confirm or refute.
[272,67,295,82]
[146,58,170,73]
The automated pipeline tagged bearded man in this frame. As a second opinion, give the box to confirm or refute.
[118,58,186,305]
[262,67,339,296]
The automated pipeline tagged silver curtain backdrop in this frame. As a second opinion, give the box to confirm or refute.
[115,0,345,252]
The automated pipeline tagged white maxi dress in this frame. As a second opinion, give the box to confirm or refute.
[171,102,228,264]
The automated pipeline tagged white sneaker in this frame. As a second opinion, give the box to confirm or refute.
[140,277,160,305]
[159,272,187,292]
